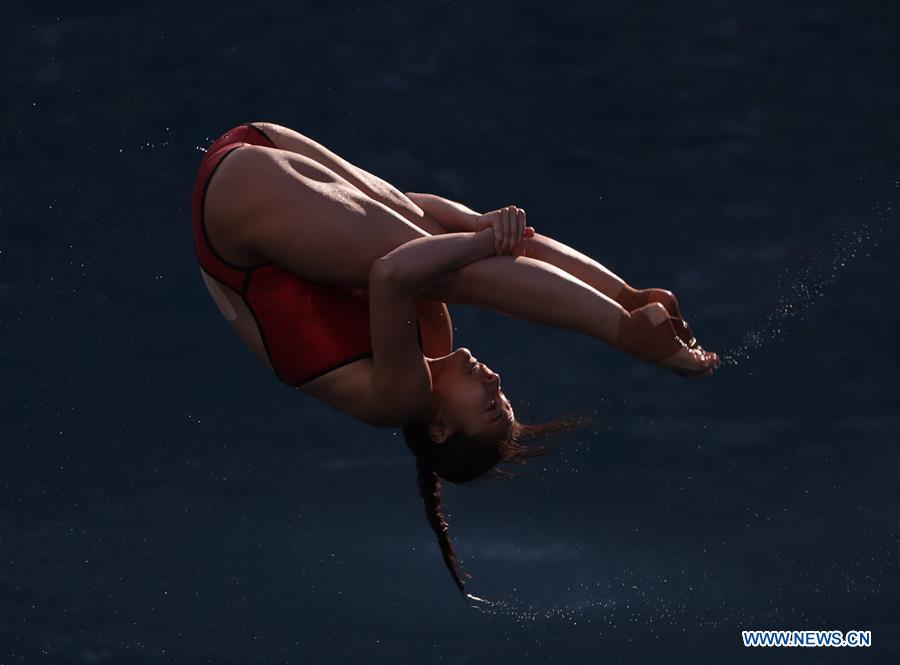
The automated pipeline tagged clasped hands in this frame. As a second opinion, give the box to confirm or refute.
[474,205,535,256]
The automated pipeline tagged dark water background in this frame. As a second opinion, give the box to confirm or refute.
[3,1,899,663]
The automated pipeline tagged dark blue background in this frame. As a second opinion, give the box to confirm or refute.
[3,1,898,663]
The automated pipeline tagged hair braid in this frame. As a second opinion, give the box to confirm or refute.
[402,410,591,599]
[414,456,471,597]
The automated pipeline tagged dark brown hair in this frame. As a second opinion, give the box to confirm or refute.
[402,410,591,599]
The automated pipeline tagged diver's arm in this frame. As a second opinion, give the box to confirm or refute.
[378,228,497,295]
[423,255,627,346]
[404,192,479,232]
[406,193,631,299]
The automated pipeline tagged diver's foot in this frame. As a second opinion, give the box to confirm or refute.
[640,287,683,318]
[617,287,698,349]
[659,346,720,378]
[670,316,698,349]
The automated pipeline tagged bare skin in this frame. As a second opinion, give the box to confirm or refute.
[200,122,718,425]
[426,347,513,441]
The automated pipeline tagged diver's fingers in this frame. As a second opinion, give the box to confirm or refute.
[503,206,515,255]
[514,208,525,253]
[493,213,503,254]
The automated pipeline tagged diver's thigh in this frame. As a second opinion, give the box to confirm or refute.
[249,121,397,198]
[217,145,430,286]
[248,121,442,233]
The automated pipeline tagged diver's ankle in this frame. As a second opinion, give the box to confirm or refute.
[613,284,646,312]
[614,304,683,364]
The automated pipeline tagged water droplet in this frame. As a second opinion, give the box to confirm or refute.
[718,217,875,365]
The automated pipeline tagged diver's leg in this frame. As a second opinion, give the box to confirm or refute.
[517,232,697,347]
[206,144,433,287]
[247,121,449,236]
[423,255,626,343]
[422,220,676,320]
[518,232,629,299]
[420,255,717,374]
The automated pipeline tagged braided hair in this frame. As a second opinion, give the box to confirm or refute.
[402,413,590,599]
[413,456,470,595]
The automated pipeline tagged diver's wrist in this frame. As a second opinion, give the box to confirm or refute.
[470,227,498,258]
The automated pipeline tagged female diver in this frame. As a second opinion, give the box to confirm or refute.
[191,122,720,602]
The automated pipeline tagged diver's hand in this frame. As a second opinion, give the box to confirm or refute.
[474,205,535,256]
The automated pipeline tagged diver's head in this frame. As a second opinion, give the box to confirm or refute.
[401,347,591,599]
[424,347,513,445]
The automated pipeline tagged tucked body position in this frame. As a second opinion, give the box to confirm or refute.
[190,122,720,602]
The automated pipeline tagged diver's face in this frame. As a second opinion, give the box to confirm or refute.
[426,347,514,441]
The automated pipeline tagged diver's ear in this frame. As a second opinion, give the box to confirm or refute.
[428,415,455,444]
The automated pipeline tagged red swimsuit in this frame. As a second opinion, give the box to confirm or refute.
[191,123,377,386]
